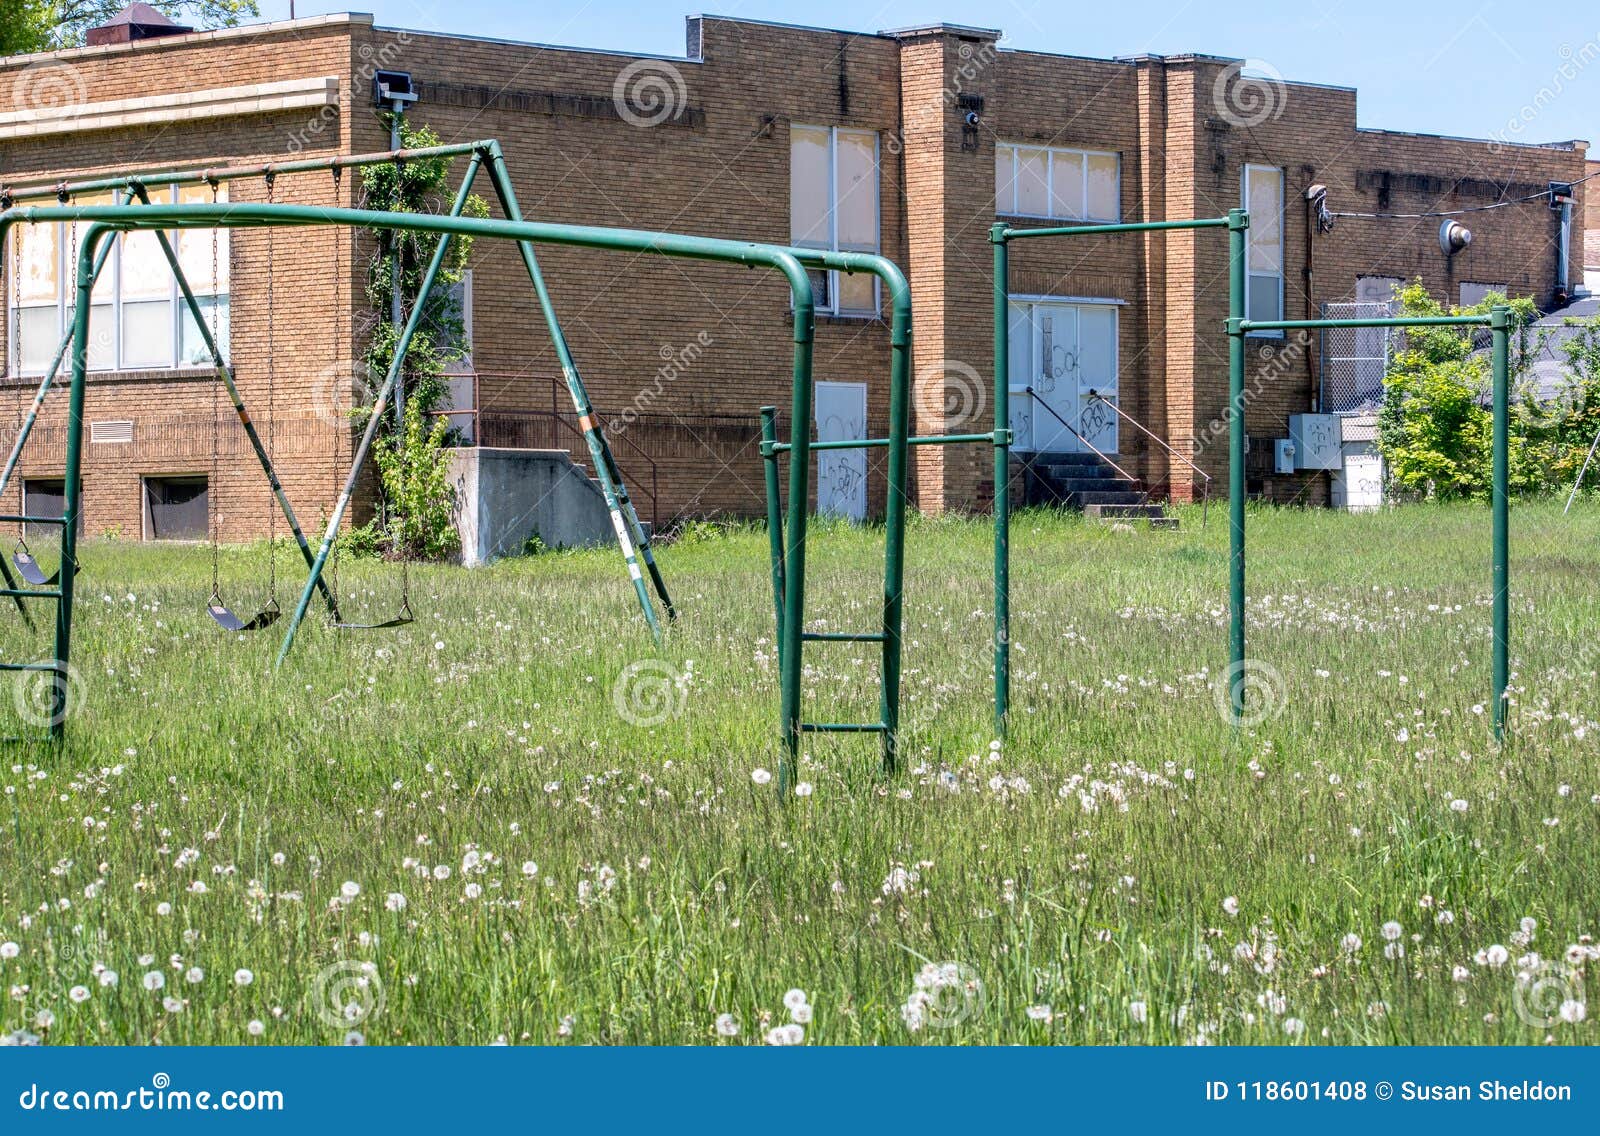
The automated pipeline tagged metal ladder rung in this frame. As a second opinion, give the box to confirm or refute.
[0,661,66,672]
[800,721,887,734]
[0,515,67,526]
[0,589,61,600]
[801,631,885,643]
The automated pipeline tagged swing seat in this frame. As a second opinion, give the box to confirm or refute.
[208,599,280,633]
[13,550,57,587]
[333,600,413,631]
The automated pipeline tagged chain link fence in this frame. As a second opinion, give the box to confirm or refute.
[1319,301,1402,415]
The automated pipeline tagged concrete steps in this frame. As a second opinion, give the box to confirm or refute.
[1016,451,1178,531]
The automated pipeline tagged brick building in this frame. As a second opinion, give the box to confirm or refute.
[0,11,1588,540]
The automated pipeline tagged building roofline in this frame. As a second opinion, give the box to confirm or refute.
[0,12,369,70]
[1356,126,1588,152]
[371,23,703,64]
[879,22,1002,41]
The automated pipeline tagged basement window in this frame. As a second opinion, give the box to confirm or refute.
[1242,164,1285,334]
[143,476,209,541]
[790,125,880,317]
[22,479,78,539]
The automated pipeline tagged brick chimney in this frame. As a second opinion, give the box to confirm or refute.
[85,3,195,47]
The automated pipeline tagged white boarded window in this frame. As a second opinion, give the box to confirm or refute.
[1459,282,1507,308]
[995,143,1121,223]
[7,183,230,376]
[1242,164,1284,333]
[790,125,881,317]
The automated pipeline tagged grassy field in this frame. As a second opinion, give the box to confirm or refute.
[0,499,1596,1046]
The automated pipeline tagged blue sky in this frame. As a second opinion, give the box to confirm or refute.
[264,2,1596,146]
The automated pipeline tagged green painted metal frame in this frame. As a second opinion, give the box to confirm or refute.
[996,212,1513,741]
[1236,306,1512,738]
[0,199,843,743]
[989,214,1231,735]
[1,139,676,645]
[755,251,915,789]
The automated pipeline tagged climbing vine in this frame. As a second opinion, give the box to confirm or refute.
[352,117,489,560]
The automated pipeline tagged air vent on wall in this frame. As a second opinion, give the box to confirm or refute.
[90,420,133,444]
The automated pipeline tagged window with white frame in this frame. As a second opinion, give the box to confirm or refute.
[995,143,1120,223]
[1242,164,1284,332]
[7,183,230,376]
[790,125,880,316]
[435,271,474,374]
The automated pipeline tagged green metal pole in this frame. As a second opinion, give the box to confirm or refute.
[53,229,99,737]
[877,265,913,775]
[778,283,817,792]
[274,157,483,665]
[1490,303,1511,739]
[759,406,785,650]
[1226,208,1249,721]
[482,142,673,635]
[991,223,1010,736]
[129,184,342,618]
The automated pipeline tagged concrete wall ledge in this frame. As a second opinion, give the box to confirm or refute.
[449,447,613,567]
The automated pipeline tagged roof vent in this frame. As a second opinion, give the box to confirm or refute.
[85,3,194,47]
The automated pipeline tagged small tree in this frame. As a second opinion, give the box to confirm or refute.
[1376,280,1546,499]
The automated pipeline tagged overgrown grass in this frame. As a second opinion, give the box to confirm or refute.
[1,500,1596,1045]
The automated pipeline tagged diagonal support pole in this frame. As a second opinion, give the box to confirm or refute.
[276,151,485,666]
[481,142,674,637]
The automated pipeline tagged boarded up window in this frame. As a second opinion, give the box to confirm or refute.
[22,479,78,539]
[144,477,208,540]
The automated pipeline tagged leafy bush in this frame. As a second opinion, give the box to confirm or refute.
[1376,280,1600,500]
[372,412,460,561]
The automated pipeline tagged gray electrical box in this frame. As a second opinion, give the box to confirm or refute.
[1288,414,1340,470]
[1273,438,1296,474]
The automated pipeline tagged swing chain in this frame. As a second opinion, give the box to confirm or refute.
[264,172,278,607]
[207,179,222,605]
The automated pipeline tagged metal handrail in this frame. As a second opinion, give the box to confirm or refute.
[1022,385,1146,500]
[427,371,662,528]
[1086,390,1210,529]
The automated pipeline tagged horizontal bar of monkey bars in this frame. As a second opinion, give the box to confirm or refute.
[1238,315,1492,331]
[765,431,1002,454]
[999,216,1231,240]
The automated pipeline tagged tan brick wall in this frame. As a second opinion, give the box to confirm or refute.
[0,15,1586,534]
